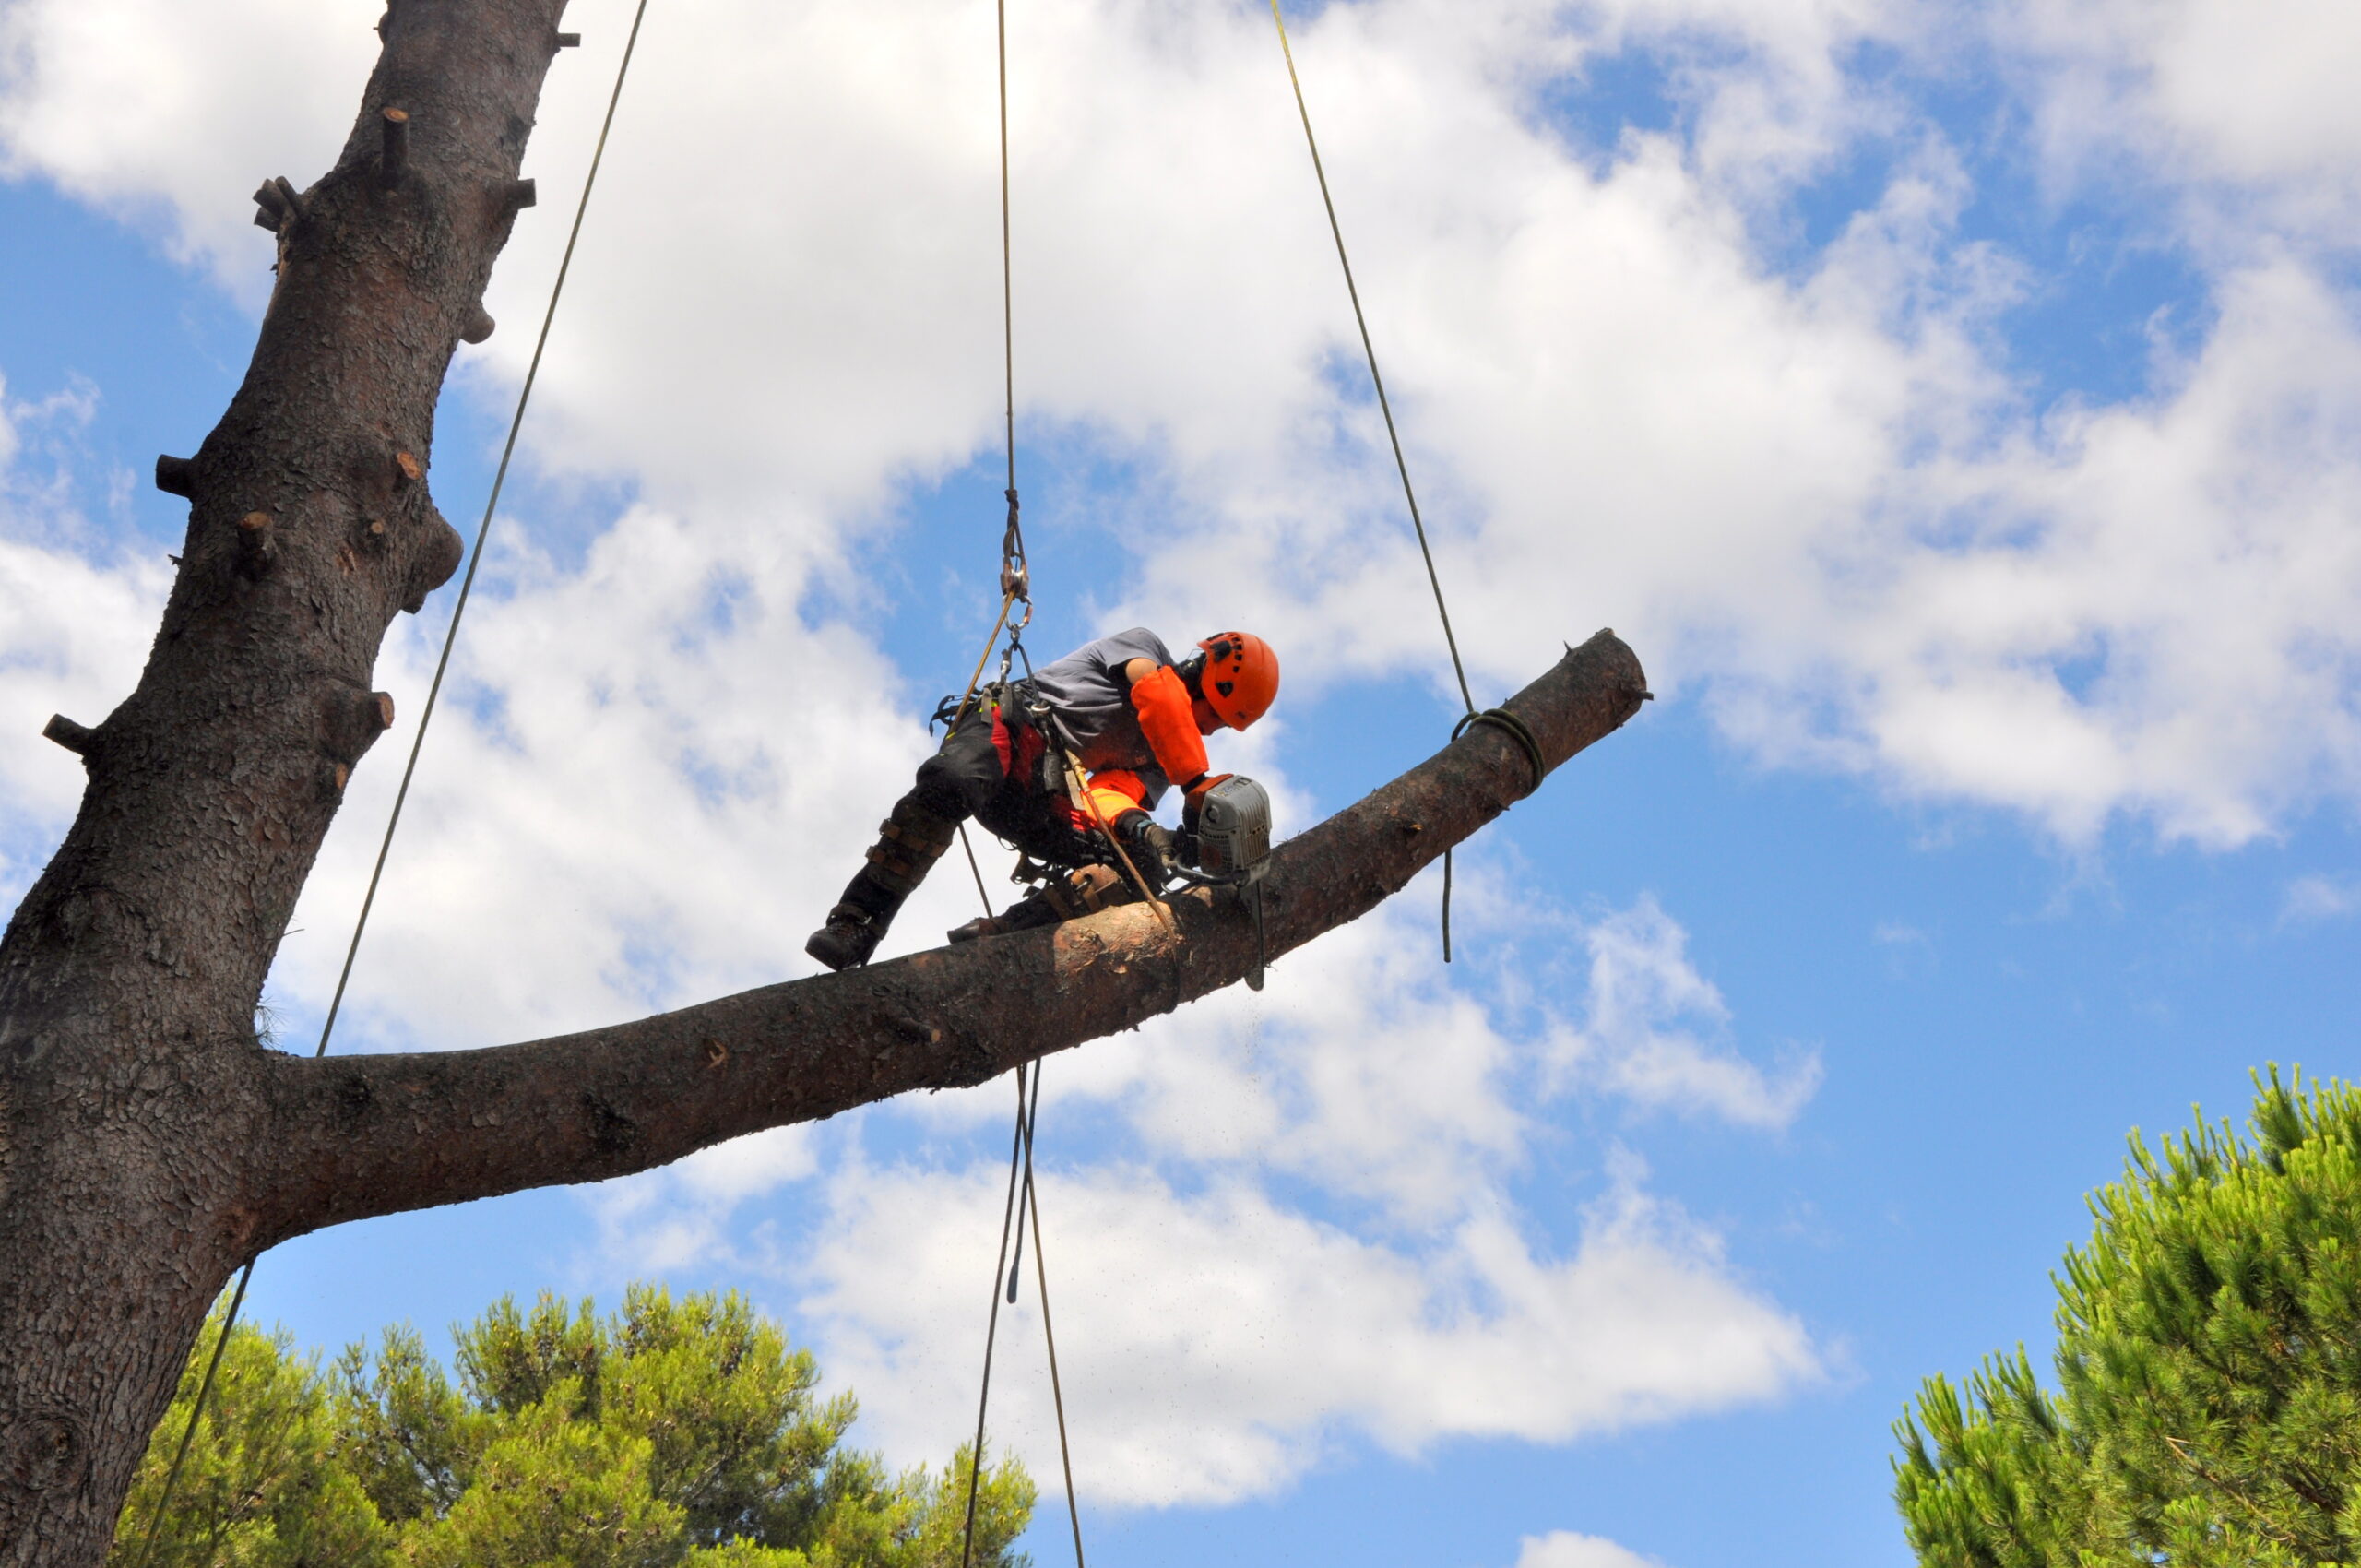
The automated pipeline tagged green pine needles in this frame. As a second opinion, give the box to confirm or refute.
[112,1284,1034,1568]
[1894,1066,2361,1566]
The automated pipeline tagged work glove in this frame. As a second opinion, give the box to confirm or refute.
[1180,772,1234,834]
[1113,808,1177,877]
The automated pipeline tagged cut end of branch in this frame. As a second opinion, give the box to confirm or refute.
[42,714,93,755]
[379,107,410,186]
[394,451,423,484]
[556,30,582,47]
[322,687,395,765]
[154,456,196,499]
[251,180,289,232]
[460,306,496,345]
[236,511,276,578]
[505,178,537,211]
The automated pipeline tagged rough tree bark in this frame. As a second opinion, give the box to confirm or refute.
[0,4,1648,1563]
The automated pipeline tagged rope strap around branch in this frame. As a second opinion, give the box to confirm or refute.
[1452,707,1544,798]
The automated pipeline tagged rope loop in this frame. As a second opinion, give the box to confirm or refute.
[999,487,1029,602]
[1452,707,1544,798]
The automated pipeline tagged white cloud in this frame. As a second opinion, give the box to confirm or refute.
[799,1155,1818,1507]
[2012,0,2361,248]
[1554,897,1821,1129]
[2281,874,2357,926]
[14,0,2361,1543]
[0,0,377,294]
[575,890,1820,1505]
[271,502,950,1051]
[848,889,1813,1218]
[1515,1530,1669,1568]
[586,1125,822,1275]
[12,0,2361,850]
[0,3,1875,1512]
[0,379,172,903]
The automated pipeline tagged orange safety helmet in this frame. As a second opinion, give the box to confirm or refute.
[1195,631,1279,730]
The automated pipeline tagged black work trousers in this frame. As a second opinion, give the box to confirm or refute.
[905,696,1102,870]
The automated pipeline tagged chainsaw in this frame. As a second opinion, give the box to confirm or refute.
[1174,775,1274,991]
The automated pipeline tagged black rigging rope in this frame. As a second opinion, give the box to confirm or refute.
[129,7,654,1560]
[1021,1072,1090,1568]
[1263,0,1506,961]
[957,1061,1089,1568]
[959,1063,1038,1568]
[955,4,1090,1563]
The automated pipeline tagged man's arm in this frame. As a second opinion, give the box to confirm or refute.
[1121,657,1211,790]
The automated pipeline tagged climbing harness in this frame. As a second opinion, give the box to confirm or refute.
[128,8,657,1562]
[1261,0,1520,962]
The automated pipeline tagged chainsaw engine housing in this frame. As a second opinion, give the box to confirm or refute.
[1192,775,1272,882]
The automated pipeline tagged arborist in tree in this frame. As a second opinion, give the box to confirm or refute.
[804,629,1281,971]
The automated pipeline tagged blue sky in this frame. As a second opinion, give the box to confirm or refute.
[6,1,2361,1564]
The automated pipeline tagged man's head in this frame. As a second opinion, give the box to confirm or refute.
[1186,631,1279,732]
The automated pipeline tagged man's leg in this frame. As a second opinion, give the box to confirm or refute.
[943,777,1134,944]
[975,772,1106,871]
[948,862,1132,943]
[804,715,1002,971]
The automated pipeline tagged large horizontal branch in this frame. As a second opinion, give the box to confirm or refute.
[256,631,1648,1242]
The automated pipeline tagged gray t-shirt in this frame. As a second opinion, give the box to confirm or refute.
[1026,626,1181,806]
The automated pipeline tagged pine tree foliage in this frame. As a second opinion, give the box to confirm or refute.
[1894,1067,2361,1566]
[110,1285,1034,1568]
[107,1316,386,1567]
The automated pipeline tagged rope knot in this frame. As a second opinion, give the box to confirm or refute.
[1452,707,1545,799]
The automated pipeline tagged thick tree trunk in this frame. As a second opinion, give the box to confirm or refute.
[0,4,566,1560]
[0,4,1649,1563]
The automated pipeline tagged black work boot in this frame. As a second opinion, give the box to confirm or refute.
[806,897,889,971]
[946,890,1061,944]
[947,864,1125,944]
[804,798,958,971]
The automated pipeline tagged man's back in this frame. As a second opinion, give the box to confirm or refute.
[1028,626,1180,800]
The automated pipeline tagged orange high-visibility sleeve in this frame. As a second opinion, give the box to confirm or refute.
[1129,665,1210,788]
[1085,769,1149,824]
